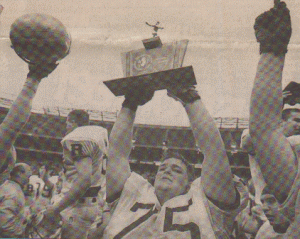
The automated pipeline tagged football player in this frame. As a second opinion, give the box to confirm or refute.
[42,109,108,239]
[0,64,58,186]
[104,83,241,238]
[249,0,300,236]
[0,63,57,237]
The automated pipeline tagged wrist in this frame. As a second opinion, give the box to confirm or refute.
[260,45,288,56]
[27,73,43,82]
[122,98,138,112]
[24,78,39,93]
[178,89,201,106]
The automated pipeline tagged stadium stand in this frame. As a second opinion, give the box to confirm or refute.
[0,101,251,179]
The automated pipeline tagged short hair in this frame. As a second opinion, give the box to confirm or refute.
[261,185,288,204]
[10,163,31,179]
[160,150,195,182]
[282,108,300,121]
[68,110,89,127]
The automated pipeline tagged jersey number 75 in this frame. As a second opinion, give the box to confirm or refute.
[114,198,201,238]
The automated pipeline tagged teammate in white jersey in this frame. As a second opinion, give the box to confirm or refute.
[42,109,108,239]
[105,83,241,238]
[24,165,57,216]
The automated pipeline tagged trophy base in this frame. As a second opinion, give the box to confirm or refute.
[142,36,162,50]
[103,66,196,96]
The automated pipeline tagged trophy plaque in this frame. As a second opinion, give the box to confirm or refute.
[103,23,196,96]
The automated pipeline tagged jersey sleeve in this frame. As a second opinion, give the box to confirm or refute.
[207,191,241,237]
[107,172,151,215]
[192,178,241,238]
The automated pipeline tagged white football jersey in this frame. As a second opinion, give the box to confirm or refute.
[25,175,51,214]
[27,175,45,199]
[61,125,108,190]
[104,173,239,239]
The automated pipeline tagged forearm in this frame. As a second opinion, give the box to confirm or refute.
[185,99,229,162]
[249,20,296,200]
[108,107,135,162]
[249,53,285,138]
[184,99,236,203]
[0,77,39,149]
[53,176,91,212]
[107,107,134,200]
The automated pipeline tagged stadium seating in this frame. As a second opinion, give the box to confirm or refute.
[0,106,251,179]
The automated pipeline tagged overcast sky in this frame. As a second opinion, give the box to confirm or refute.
[1,0,300,126]
[1,0,300,42]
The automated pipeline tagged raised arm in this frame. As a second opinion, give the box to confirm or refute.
[0,63,58,168]
[107,107,135,201]
[167,87,236,205]
[249,2,296,202]
[106,87,154,202]
[0,77,38,149]
[54,157,92,212]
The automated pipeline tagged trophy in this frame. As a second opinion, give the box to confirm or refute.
[103,22,196,96]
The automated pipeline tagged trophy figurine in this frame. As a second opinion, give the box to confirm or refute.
[103,22,196,96]
[146,21,164,38]
[143,22,164,49]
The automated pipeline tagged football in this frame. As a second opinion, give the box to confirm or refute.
[10,13,71,64]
